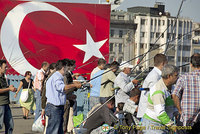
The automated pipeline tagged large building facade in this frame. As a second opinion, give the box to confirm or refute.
[192,23,200,53]
[109,10,136,64]
[110,3,193,73]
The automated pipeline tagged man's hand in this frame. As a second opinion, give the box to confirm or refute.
[41,109,45,118]
[132,79,139,84]
[9,85,16,92]
[74,82,82,89]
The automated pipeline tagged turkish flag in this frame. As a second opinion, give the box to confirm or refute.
[0,0,110,78]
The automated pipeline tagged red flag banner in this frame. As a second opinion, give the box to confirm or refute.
[0,0,110,76]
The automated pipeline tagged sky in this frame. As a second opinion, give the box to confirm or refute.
[32,0,199,22]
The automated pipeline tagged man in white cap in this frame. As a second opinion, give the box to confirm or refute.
[114,61,138,106]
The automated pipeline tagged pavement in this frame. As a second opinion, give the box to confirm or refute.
[0,104,42,134]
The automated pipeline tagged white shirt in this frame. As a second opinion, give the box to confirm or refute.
[90,66,101,79]
[114,72,134,105]
[123,99,137,115]
[137,67,162,118]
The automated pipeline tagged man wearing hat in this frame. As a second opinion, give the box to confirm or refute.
[114,61,138,106]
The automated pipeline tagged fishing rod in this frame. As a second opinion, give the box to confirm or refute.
[74,54,109,71]
[131,27,197,74]
[136,29,199,79]
[136,33,198,73]
[133,36,193,80]
[88,27,199,83]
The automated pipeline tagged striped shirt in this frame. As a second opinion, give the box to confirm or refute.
[143,79,175,125]
[172,70,200,126]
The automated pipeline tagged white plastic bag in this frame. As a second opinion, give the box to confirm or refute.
[73,128,87,134]
[20,81,30,103]
[32,115,44,132]
[20,89,29,103]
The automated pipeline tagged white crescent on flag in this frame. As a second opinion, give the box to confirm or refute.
[0,1,72,75]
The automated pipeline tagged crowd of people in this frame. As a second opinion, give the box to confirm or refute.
[0,53,200,134]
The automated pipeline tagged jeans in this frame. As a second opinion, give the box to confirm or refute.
[34,90,41,121]
[89,96,100,110]
[142,118,169,134]
[45,103,64,134]
[0,104,14,134]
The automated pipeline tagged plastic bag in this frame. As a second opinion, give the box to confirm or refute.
[73,113,83,127]
[20,89,29,103]
[73,128,87,134]
[32,115,44,132]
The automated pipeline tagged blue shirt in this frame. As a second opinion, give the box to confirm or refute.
[46,71,66,106]
[90,70,104,97]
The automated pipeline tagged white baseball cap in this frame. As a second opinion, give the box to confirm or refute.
[120,61,134,70]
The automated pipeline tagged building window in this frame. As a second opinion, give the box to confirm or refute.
[158,20,161,26]
[182,66,187,72]
[156,32,160,38]
[178,34,182,39]
[119,43,123,53]
[140,43,144,49]
[183,46,191,51]
[151,19,153,25]
[161,33,164,38]
[168,56,174,62]
[150,32,154,38]
[118,57,123,63]
[167,20,170,27]
[150,44,159,49]
[178,45,182,50]
[110,43,113,52]
[195,31,200,36]
[178,57,181,62]
[182,57,190,62]
[171,20,174,26]
[187,34,192,40]
[162,20,165,26]
[118,15,124,20]
[110,57,114,63]
[141,19,145,25]
[173,33,176,39]
[179,21,182,27]
[119,30,123,38]
[110,29,114,37]
[194,49,200,53]
[167,33,171,39]
[155,19,157,26]
[111,15,115,20]
[141,32,145,37]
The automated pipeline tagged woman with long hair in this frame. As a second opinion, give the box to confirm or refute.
[14,71,36,119]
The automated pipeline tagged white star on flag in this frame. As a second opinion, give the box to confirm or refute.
[73,30,108,63]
